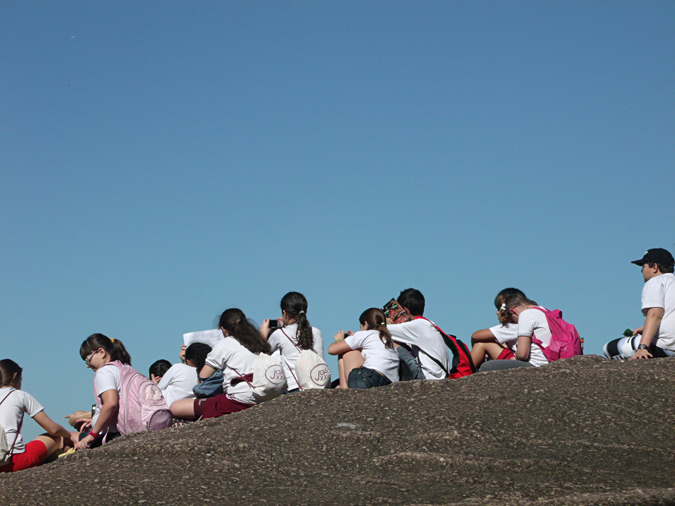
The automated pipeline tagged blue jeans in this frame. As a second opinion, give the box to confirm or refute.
[347,367,392,389]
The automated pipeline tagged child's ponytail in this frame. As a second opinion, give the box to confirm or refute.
[80,333,132,365]
[219,308,272,355]
[280,292,314,351]
[359,308,394,350]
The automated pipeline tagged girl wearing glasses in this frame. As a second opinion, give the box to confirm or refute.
[76,334,132,449]
[0,359,79,472]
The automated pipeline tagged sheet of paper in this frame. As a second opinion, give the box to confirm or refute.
[183,329,223,349]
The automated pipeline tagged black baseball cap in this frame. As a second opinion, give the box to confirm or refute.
[631,248,674,266]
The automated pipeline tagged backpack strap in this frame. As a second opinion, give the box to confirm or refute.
[414,317,477,375]
[415,347,449,378]
[0,389,23,457]
[228,365,254,389]
[280,328,302,352]
[280,328,306,391]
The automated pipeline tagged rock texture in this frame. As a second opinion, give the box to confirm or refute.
[1,355,674,505]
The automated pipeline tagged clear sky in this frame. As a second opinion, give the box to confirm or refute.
[2,1,673,442]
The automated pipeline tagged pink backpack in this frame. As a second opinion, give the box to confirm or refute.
[529,307,583,362]
[95,361,172,435]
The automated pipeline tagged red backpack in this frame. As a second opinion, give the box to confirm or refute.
[529,307,583,362]
[415,317,476,379]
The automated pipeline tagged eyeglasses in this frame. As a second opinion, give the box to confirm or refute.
[85,350,98,366]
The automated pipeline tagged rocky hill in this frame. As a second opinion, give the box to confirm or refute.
[1,355,674,505]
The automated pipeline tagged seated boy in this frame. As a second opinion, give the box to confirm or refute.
[387,288,450,380]
[603,248,675,360]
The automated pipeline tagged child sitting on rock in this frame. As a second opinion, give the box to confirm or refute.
[470,288,529,369]
[328,308,399,389]
[603,248,675,360]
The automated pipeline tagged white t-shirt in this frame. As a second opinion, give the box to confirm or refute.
[389,318,450,380]
[157,363,198,407]
[268,324,324,391]
[95,365,121,397]
[642,273,675,350]
[0,388,44,455]
[489,323,518,348]
[514,307,551,367]
[205,336,260,404]
[93,364,123,432]
[345,330,400,383]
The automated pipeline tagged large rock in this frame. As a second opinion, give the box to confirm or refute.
[1,355,674,505]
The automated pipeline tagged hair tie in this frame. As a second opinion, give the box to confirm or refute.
[500,304,506,311]
[298,310,305,315]
[235,319,241,324]
[110,338,115,343]
[380,322,386,326]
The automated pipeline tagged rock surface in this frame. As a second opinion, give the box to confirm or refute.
[1,355,674,505]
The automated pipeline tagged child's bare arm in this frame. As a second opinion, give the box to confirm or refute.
[631,307,665,360]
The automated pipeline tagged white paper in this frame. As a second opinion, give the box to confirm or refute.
[183,329,223,349]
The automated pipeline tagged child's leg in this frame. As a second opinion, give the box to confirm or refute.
[471,342,513,368]
[34,434,62,458]
[340,350,365,389]
[170,399,197,420]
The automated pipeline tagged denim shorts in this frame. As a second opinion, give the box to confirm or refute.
[347,366,392,390]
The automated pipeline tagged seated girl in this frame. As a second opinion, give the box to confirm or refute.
[0,359,79,472]
[480,292,552,371]
[470,288,528,369]
[260,292,324,392]
[170,308,272,420]
[328,308,399,389]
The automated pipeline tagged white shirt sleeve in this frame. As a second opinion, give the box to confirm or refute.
[642,277,666,314]
[95,366,121,396]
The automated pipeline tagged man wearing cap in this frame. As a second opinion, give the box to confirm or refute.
[603,248,675,360]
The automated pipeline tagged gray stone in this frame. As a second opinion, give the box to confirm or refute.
[1,355,674,505]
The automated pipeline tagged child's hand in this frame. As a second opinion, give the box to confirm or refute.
[64,410,91,429]
[345,331,354,337]
[260,319,271,338]
[632,327,644,336]
[631,348,652,360]
[179,345,187,364]
[76,434,95,450]
[65,431,80,449]
[334,331,345,341]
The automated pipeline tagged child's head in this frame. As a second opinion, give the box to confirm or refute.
[218,308,272,355]
[494,288,527,310]
[280,291,314,351]
[149,359,171,383]
[184,343,212,371]
[80,333,132,367]
[359,308,394,349]
[632,248,674,279]
[501,293,538,324]
[0,359,22,388]
[397,288,425,317]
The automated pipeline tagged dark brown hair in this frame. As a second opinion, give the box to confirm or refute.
[79,334,132,365]
[219,308,272,355]
[280,292,314,351]
[0,359,22,387]
[359,308,394,349]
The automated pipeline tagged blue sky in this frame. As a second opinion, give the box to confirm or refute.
[1,1,673,442]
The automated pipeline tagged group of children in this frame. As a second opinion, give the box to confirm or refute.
[2,247,673,473]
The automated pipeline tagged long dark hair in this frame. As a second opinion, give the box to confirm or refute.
[80,333,132,365]
[359,308,394,350]
[219,308,272,355]
[0,359,22,387]
[280,292,314,351]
